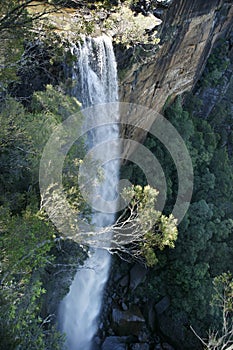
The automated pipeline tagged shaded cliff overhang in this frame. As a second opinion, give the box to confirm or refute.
[117,0,233,156]
[119,0,233,111]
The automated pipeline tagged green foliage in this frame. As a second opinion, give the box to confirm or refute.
[125,82,233,339]
[163,98,232,329]
[0,84,84,349]
[31,84,81,120]
[212,272,233,313]
[0,1,32,31]
[0,34,24,89]
[0,1,72,94]
[0,86,82,208]
[121,185,178,266]
[0,205,65,349]
[0,1,33,90]
[200,40,230,88]
[0,207,54,281]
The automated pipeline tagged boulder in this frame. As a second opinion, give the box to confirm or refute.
[155,296,170,315]
[144,299,156,331]
[130,264,147,290]
[122,302,128,311]
[162,342,175,350]
[101,336,128,350]
[119,274,129,288]
[112,306,145,336]
[131,343,150,350]
[93,336,102,348]
[138,325,150,342]
[155,342,175,350]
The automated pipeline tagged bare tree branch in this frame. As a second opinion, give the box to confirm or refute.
[191,273,233,350]
[0,1,67,32]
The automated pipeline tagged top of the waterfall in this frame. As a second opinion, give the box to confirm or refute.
[27,2,161,47]
[70,34,118,108]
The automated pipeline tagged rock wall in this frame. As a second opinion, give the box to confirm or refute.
[117,0,233,151]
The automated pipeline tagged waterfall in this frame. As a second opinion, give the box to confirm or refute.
[70,35,118,107]
[58,35,119,350]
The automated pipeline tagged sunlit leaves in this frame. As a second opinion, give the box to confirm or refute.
[121,185,178,266]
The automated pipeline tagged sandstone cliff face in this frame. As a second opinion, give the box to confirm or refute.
[117,0,233,145]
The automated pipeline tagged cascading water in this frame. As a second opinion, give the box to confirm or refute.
[58,35,119,350]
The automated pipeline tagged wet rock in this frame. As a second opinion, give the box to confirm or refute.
[131,343,150,350]
[155,344,163,350]
[122,302,128,311]
[144,299,156,331]
[113,270,124,282]
[108,328,115,336]
[101,336,128,350]
[112,306,145,336]
[130,264,147,290]
[155,296,170,315]
[138,325,150,342]
[94,336,102,345]
[155,343,174,350]
[119,274,129,288]
[162,342,175,350]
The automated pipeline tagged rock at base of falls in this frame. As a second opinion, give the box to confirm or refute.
[101,337,151,350]
[101,336,128,350]
[129,263,147,290]
[112,306,145,336]
[131,344,150,350]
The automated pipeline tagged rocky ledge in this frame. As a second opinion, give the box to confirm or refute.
[94,258,177,350]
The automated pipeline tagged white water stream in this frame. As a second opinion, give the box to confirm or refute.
[58,36,119,350]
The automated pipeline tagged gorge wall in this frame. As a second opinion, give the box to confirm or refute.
[117,0,233,150]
